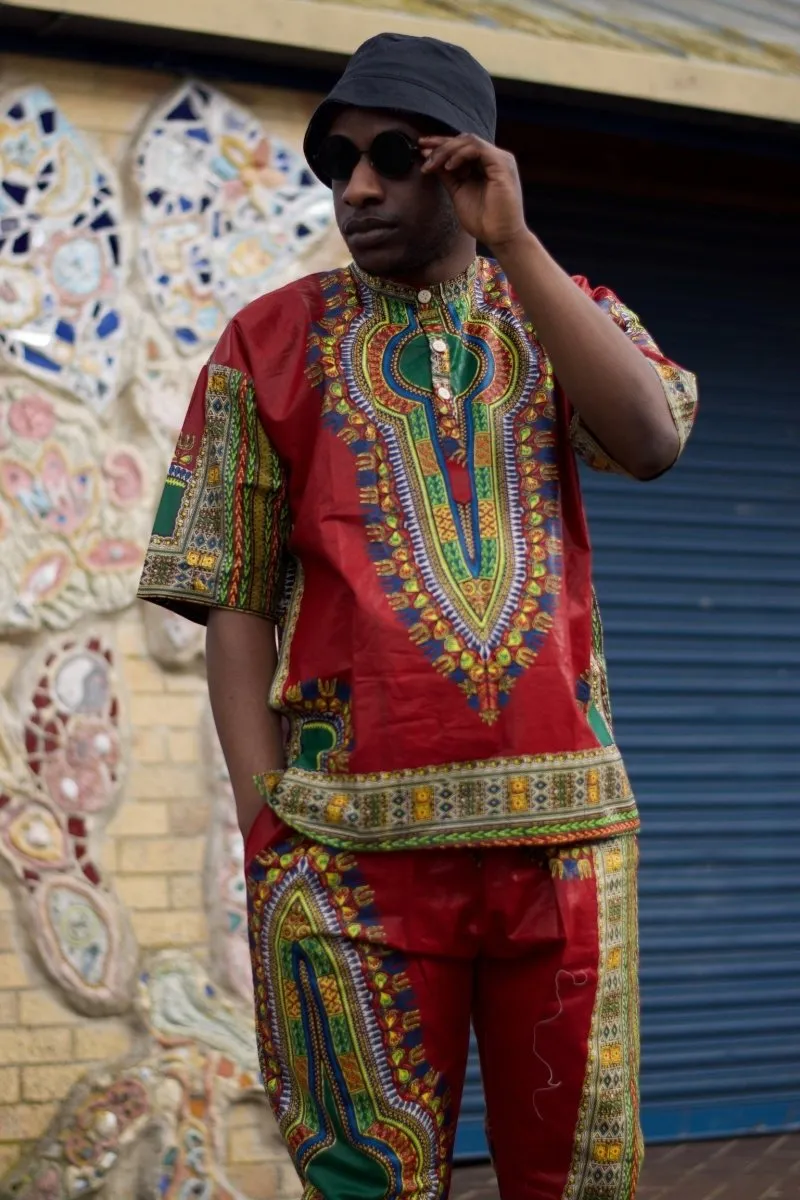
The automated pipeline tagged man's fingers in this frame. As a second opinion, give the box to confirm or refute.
[422,140,485,174]
[418,133,486,147]
[419,136,462,166]
[421,149,453,173]
[442,146,482,171]
[418,134,467,146]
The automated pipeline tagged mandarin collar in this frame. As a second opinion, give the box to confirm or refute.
[350,258,480,304]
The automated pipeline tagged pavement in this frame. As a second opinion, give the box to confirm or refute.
[450,1133,800,1199]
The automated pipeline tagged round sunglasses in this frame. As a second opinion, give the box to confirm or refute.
[314,131,421,183]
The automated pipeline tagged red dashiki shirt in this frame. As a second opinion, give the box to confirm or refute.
[139,258,697,850]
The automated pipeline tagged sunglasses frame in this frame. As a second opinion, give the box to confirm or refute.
[315,130,422,184]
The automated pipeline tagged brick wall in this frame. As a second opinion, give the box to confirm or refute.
[0,51,345,1194]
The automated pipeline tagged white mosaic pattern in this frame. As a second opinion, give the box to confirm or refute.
[0,87,125,412]
[133,80,333,355]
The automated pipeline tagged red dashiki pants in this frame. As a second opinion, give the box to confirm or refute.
[245,807,642,1200]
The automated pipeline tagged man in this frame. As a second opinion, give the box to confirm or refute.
[139,32,696,1200]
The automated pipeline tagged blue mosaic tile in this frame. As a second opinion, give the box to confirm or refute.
[134,80,333,355]
[0,86,124,412]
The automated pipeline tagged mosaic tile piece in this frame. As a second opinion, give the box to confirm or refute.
[2,798,70,869]
[0,379,155,632]
[0,87,125,412]
[0,630,136,1014]
[133,80,333,354]
[23,636,124,815]
[41,875,116,991]
[0,951,273,1199]
[202,704,251,1003]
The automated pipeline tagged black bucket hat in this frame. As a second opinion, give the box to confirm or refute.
[304,32,497,186]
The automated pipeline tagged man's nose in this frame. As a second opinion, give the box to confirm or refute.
[341,156,384,207]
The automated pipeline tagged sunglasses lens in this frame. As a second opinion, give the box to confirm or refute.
[316,135,361,182]
[370,131,417,180]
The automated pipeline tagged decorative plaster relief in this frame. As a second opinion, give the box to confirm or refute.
[0,380,153,632]
[0,631,136,1014]
[0,952,275,1200]
[133,80,333,355]
[0,87,125,412]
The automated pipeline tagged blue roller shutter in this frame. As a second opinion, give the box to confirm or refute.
[455,188,800,1156]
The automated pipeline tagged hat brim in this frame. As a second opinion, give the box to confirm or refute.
[304,74,481,186]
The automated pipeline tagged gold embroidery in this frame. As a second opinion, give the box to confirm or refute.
[255,746,637,851]
[563,836,642,1199]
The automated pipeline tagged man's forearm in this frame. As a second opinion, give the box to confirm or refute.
[206,608,285,840]
[493,230,679,479]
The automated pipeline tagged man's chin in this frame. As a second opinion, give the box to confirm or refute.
[348,243,406,279]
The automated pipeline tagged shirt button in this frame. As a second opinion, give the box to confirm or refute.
[417,289,432,304]
[436,386,451,401]
[431,337,447,353]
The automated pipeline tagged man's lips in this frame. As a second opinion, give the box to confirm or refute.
[343,216,399,239]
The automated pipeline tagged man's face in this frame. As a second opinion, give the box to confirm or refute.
[328,108,461,279]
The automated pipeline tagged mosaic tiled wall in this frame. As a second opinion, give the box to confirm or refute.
[0,54,346,1199]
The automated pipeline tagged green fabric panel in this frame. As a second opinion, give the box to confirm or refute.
[472,399,489,432]
[448,336,481,396]
[387,296,408,324]
[589,703,614,748]
[474,466,492,500]
[426,475,447,505]
[151,481,184,538]
[409,406,428,439]
[397,335,432,390]
[289,1020,306,1058]
[442,540,470,580]
[306,1076,391,1200]
[396,332,481,397]
[295,723,337,771]
[482,539,498,576]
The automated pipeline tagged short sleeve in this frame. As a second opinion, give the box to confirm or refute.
[137,343,290,625]
[568,279,698,475]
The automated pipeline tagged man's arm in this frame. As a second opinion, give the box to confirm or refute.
[420,133,682,479]
[494,232,679,480]
[206,609,285,841]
